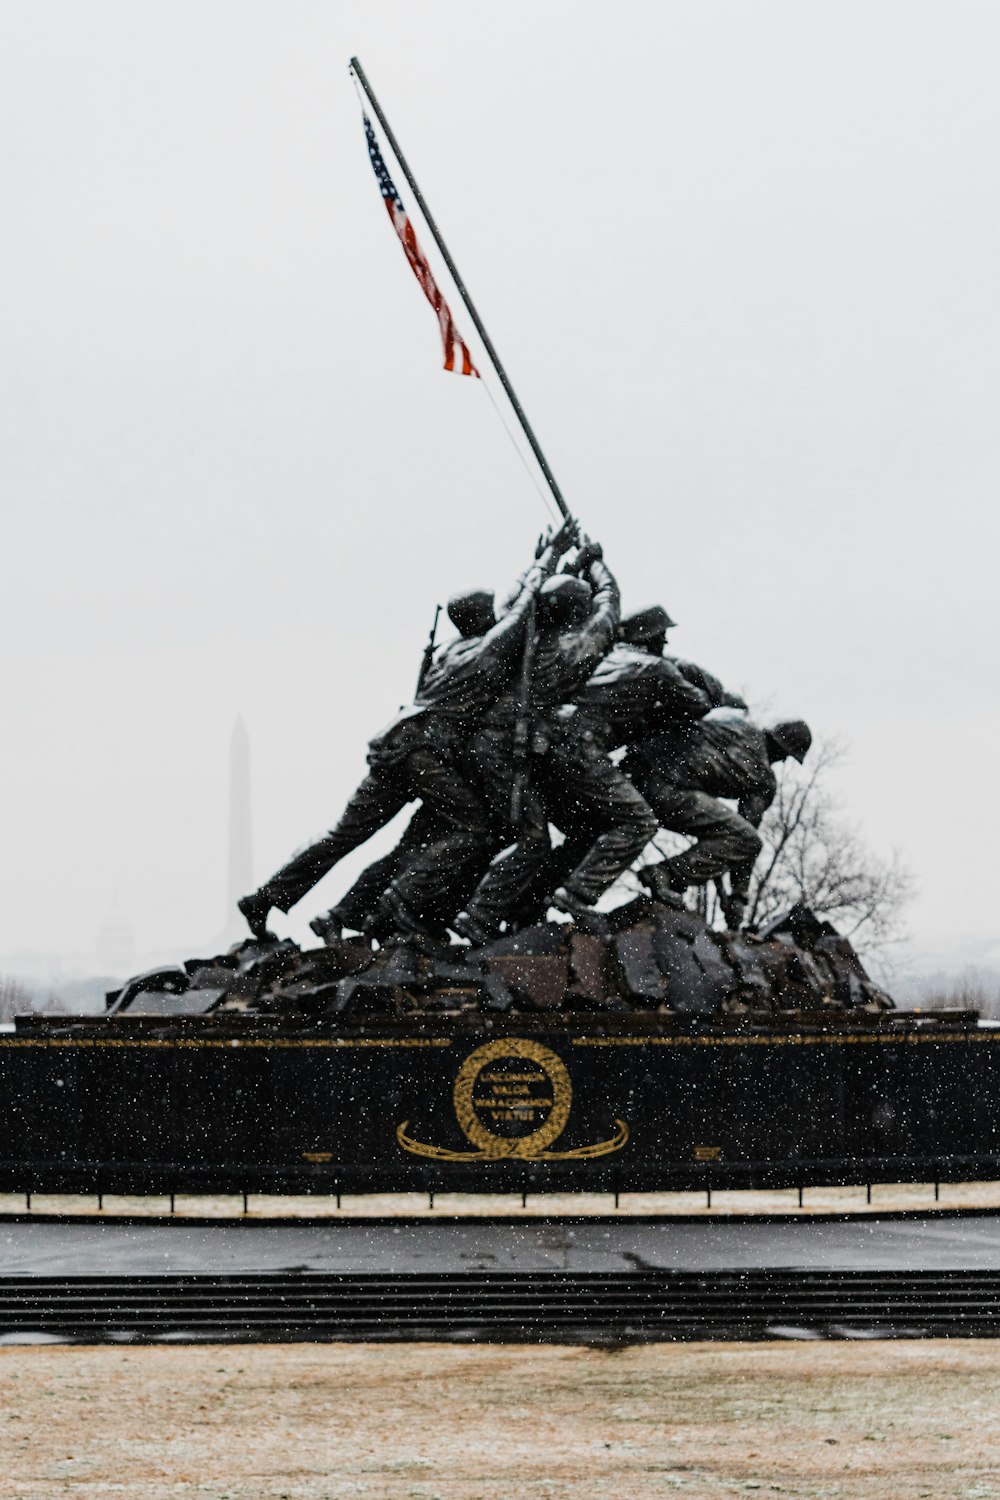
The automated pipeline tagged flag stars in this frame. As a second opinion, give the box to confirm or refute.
[359,109,478,378]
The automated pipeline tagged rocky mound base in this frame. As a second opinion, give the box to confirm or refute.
[107,902,893,1020]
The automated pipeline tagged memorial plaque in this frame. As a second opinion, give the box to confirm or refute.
[396,1037,628,1161]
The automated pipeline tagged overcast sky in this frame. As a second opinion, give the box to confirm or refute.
[1,1,998,979]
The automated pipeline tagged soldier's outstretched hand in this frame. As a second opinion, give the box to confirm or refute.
[536,516,579,560]
[573,534,603,572]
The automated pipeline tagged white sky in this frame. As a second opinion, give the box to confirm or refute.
[1,1,998,976]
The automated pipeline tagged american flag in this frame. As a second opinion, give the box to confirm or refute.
[363,113,479,377]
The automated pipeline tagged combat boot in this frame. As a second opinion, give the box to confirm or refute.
[719,893,747,931]
[451,909,499,946]
[549,885,596,922]
[364,888,433,941]
[237,891,275,942]
[309,910,344,946]
[636,864,686,910]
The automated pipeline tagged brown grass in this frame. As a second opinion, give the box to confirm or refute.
[1,1340,999,1498]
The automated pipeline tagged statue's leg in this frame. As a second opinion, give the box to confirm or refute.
[664,800,762,885]
[544,738,657,906]
[381,747,493,925]
[634,772,762,888]
[462,726,518,831]
[456,816,552,935]
[455,729,552,935]
[321,843,410,935]
[720,851,760,928]
[247,767,410,916]
[504,836,586,929]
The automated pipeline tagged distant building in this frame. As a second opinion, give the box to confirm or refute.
[223,714,253,944]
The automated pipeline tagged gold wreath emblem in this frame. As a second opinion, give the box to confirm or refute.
[396,1037,628,1162]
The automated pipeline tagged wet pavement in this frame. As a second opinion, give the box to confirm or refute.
[1,1213,999,1276]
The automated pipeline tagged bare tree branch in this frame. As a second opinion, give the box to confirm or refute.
[611,734,911,962]
[746,737,912,955]
[0,975,36,1022]
[0,976,67,1021]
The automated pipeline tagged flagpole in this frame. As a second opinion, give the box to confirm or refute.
[349,56,572,522]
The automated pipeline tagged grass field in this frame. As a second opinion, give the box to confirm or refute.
[2,1340,999,1498]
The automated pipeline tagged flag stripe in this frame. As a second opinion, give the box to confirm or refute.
[364,114,479,378]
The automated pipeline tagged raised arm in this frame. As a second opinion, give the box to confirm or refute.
[669,655,747,712]
[496,517,579,615]
[579,553,620,657]
[737,771,777,831]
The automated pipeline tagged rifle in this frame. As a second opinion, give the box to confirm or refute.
[507,522,582,827]
[416,604,441,695]
[509,595,538,828]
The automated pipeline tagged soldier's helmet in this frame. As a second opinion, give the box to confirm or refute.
[447,590,495,638]
[537,575,592,627]
[767,720,812,763]
[618,604,677,649]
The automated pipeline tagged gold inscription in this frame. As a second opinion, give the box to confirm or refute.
[397,1037,628,1162]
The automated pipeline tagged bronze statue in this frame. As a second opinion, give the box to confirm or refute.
[453,543,659,939]
[625,714,812,928]
[240,523,577,941]
[477,639,713,930]
[617,604,747,712]
[238,513,812,950]
[573,641,712,752]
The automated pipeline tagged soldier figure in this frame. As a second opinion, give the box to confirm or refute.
[617,605,747,712]
[236,509,813,948]
[486,636,714,926]
[239,523,577,942]
[573,639,712,753]
[453,542,658,940]
[624,713,812,929]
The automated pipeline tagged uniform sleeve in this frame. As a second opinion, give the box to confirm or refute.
[496,560,540,615]
[669,655,746,711]
[418,551,556,711]
[738,769,777,829]
[477,561,543,661]
[497,560,545,616]
[645,660,712,727]
[427,560,545,707]
[551,558,621,692]
[496,537,563,615]
[577,558,621,660]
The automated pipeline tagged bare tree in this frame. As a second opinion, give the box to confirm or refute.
[0,975,36,1022]
[744,737,911,950]
[0,976,69,1021]
[908,970,1000,1020]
